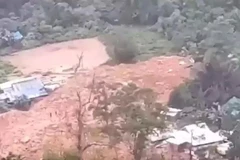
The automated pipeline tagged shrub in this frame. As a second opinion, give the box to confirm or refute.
[0,61,16,83]
[42,150,79,160]
[99,33,138,64]
[168,80,199,109]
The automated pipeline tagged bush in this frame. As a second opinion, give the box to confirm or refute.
[42,151,79,160]
[168,81,198,109]
[99,33,138,64]
[0,61,16,83]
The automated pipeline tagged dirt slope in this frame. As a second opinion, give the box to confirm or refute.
[0,55,190,159]
[1,38,109,75]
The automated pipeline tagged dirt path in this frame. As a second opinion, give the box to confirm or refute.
[1,38,110,75]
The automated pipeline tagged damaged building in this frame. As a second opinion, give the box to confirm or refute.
[0,77,48,111]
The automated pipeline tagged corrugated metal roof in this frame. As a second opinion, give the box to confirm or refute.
[0,77,48,102]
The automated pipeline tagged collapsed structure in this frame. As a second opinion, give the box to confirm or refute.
[0,76,61,112]
[0,77,48,102]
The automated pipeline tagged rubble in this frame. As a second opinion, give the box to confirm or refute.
[149,111,236,159]
[165,123,226,146]
[0,77,48,102]
[0,76,63,111]
[216,142,232,156]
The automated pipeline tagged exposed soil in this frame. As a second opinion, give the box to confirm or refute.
[0,52,191,159]
[1,38,109,75]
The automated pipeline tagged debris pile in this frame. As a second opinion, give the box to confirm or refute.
[0,76,60,112]
[150,122,229,159]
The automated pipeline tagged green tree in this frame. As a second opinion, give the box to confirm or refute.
[89,81,167,160]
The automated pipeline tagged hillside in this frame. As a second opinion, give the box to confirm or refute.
[0,55,190,159]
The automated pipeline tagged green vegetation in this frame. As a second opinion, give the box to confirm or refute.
[40,80,168,160]
[168,80,199,109]
[99,33,138,64]
[89,81,167,160]
[42,151,79,160]
[99,26,173,64]
[0,60,16,83]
